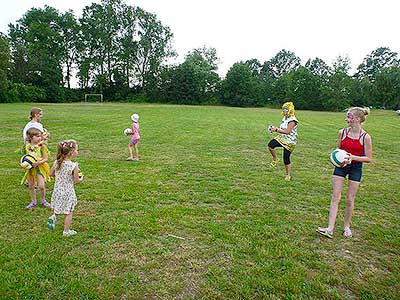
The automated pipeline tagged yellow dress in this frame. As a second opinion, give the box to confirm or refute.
[21,143,51,184]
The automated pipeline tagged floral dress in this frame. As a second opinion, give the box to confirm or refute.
[51,161,78,214]
[20,143,50,184]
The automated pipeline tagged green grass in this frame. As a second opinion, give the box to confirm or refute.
[0,103,399,299]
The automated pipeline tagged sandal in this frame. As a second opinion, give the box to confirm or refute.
[270,159,279,168]
[343,227,353,238]
[316,227,333,239]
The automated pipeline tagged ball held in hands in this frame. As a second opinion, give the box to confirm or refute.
[268,125,274,133]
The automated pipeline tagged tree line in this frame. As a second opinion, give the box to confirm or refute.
[0,0,399,111]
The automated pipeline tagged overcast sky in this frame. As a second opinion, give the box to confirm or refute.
[1,0,399,77]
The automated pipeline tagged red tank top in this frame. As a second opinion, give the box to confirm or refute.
[340,128,366,161]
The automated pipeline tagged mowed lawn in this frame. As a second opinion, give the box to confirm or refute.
[0,103,399,300]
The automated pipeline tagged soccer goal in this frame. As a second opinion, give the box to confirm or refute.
[84,94,104,103]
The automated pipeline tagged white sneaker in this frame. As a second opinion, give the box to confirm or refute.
[47,214,56,230]
[63,229,77,237]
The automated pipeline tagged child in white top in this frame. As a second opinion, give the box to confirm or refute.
[127,113,141,161]
[23,107,50,143]
[48,140,83,237]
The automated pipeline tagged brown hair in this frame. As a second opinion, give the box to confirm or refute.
[30,107,42,120]
[348,107,370,123]
[26,128,42,143]
[56,140,78,169]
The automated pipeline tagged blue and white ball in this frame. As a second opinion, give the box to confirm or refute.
[20,154,37,170]
[330,149,350,168]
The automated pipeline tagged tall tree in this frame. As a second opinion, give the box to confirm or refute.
[0,33,10,98]
[59,10,79,89]
[181,47,220,103]
[8,6,64,100]
[356,47,399,81]
[375,66,400,109]
[286,66,322,110]
[305,57,332,78]
[244,59,262,77]
[222,62,262,107]
[322,56,354,111]
[149,47,220,104]
[78,0,124,90]
[261,49,301,80]
[134,7,174,90]
[118,4,138,87]
[350,77,378,108]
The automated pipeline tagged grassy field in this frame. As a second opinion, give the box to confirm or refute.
[0,103,399,300]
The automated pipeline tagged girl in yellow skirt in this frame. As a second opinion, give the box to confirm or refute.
[267,102,299,181]
[22,128,51,209]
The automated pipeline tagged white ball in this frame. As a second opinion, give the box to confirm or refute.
[330,149,349,168]
[124,128,132,135]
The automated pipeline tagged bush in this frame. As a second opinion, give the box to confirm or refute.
[3,83,46,103]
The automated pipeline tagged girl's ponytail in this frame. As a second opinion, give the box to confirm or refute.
[56,140,77,169]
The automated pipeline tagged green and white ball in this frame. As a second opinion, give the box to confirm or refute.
[330,149,349,168]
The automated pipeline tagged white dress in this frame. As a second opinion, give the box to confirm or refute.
[51,161,78,214]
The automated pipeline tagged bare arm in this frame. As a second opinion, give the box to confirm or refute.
[349,134,372,163]
[337,129,344,148]
[33,151,48,167]
[275,121,297,134]
[50,161,57,177]
[73,163,81,184]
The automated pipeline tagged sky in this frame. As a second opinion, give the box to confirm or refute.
[1,0,399,77]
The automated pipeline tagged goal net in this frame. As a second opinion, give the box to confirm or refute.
[84,94,104,103]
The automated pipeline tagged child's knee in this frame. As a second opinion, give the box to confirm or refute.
[332,192,341,201]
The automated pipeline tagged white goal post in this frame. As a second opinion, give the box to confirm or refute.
[84,94,103,103]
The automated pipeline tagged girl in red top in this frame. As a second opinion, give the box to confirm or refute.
[317,107,372,238]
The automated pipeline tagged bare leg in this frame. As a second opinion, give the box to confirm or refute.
[37,175,45,201]
[344,180,360,229]
[28,176,36,203]
[285,163,291,176]
[327,175,345,231]
[134,143,139,160]
[268,147,277,161]
[128,143,133,159]
[64,212,73,231]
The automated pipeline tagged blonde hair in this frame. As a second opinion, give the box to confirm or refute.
[26,128,42,143]
[282,102,296,117]
[348,107,370,123]
[56,140,78,169]
[30,107,42,120]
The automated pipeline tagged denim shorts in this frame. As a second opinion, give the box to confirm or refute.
[333,162,363,182]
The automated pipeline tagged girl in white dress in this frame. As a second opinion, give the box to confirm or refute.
[48,140,83,237]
